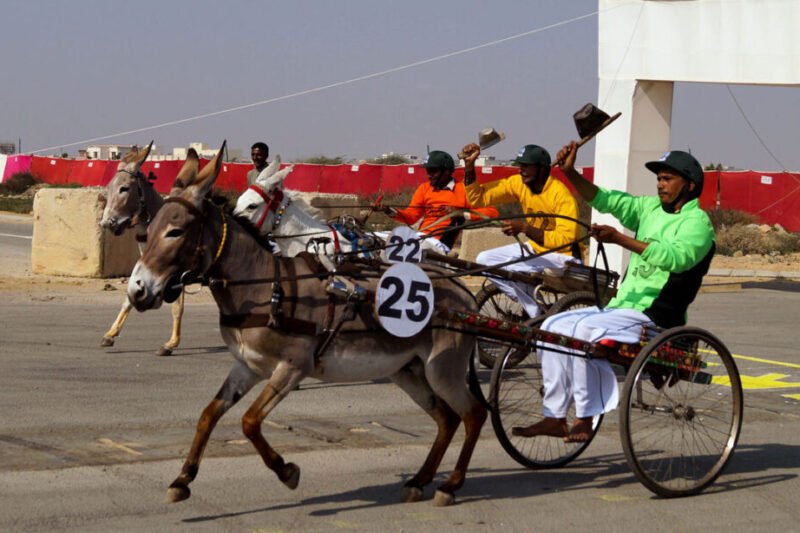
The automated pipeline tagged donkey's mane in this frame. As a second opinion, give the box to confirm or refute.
[284,189,322,219]
[230,212,279,251]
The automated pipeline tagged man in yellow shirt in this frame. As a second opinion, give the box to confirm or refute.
[462,142,582,318]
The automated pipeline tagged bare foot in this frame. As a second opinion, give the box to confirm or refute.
[511,417,568,438]
[564,417,594,443]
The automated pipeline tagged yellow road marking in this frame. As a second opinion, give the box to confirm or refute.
[97,438,143,456]
[732,354,800,369]
[783,393,800,400]
[699,348,800,369]
[714,373,800,390]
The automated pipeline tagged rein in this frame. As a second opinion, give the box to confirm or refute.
[247,185,288,231]
[163,197,228,287]
[117,169,152,242]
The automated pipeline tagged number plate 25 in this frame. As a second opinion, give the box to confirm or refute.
[376,263,434,337]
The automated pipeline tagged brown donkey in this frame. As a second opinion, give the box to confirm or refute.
[99,141,184,356]
[127,143,487,506]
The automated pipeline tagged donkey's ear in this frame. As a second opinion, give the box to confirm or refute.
[265,164,294,191]
[120,147,140,164]
[133,140,154,169]
[188,140,226,201]
[170,148,199,195]
[255,154,281,185]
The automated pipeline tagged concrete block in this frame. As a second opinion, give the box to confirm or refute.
[32,188,139,278]
[298,193,361,221]
[457,227,518,262]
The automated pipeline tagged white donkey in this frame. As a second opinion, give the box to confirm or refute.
[99,142,184,356]
[233,156,381,270]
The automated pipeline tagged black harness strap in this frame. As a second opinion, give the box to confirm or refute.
[219,313,321,336]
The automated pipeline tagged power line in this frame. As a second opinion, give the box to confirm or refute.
[29,5,629,155]
[726,85,789,173]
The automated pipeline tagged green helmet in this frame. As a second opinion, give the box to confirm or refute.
[645,150,704,197]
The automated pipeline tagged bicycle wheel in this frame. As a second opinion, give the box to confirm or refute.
[620,326,743,497]
[490,341,602,469]
[543,290,598,317]
[475,283,529,368]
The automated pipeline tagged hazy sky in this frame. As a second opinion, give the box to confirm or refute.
[2,0,798,170]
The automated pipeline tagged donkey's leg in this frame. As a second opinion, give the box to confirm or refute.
[167,362,261,503]
[424,336,488,507]
[390,359,461,503]
[156,290,184,356]
[241,361,306,490]
[100,298,132,347]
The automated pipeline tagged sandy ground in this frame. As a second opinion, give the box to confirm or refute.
[711,252,800,272]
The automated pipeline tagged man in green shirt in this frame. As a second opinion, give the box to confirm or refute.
[513,141,715,442]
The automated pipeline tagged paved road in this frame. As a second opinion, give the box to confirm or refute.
[1,212,799,531]
[0,212,33,277]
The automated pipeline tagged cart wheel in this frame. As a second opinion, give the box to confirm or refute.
[490,340,602,469]
[475,283,530,368]
[543,290,598,317]
[620,326,743,497]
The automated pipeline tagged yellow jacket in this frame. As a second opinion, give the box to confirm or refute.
[466,174,581,256]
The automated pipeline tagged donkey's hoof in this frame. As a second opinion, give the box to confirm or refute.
[280,462,300,490]
[401,485,424,503]
[432,489,455,507]
[166,484,190,503]
[155,346,174,357]
[100,337,115,347]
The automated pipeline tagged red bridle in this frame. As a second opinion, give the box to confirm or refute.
[247,185,285,231]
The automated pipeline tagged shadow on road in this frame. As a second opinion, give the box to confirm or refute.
[182,443,799,523]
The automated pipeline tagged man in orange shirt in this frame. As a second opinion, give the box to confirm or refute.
[382,150,498,254]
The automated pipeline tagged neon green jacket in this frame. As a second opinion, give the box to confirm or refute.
[590,188,715,328]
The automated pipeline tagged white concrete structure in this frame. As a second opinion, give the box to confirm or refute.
[595,0,800,271]
[173,142,242,162]
[86,144,135,161]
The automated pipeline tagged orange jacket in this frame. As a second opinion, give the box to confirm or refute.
[391,181,498,241]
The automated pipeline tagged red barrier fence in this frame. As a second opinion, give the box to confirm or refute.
[4,156,800,231]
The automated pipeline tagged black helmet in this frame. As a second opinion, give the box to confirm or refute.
[514,144,551,166]
[645,150,704,197]
[422,150,455,171]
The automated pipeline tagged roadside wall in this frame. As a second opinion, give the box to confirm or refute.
[32,188,139,277]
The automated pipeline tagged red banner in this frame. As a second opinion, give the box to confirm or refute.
[11,155,800,231]
[283,164,321,192]
[318,164,382,195]
[719,171,800,230]
[380,165,426,193]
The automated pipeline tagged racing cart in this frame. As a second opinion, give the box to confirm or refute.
[437,305,744,498]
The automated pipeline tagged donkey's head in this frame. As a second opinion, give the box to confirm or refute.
[127,142,226,311]
[232,155,294,234]
[100,141,154,235]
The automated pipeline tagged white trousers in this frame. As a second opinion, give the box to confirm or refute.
[540,306,654,418]
[476,242,577,317]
